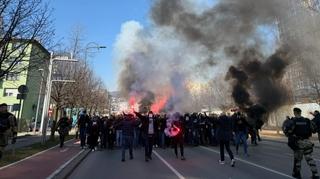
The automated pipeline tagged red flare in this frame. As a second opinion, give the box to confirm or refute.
[151,96,168,114]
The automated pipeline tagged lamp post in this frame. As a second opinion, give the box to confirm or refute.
[34,68,44,134]
[84,42,106,61]
[40,53,78,144]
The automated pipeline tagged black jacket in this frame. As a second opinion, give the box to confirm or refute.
[216,115,233,141]
[134,112,157,135]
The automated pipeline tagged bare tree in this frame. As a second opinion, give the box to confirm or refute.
[0,0,54,78]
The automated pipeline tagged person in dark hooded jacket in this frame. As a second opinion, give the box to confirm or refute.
[312,111,320,143]
[216,113,235,167]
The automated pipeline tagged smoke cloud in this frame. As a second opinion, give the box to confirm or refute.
[114,0,320,115]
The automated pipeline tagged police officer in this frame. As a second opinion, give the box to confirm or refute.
[0,103,17,159]
[284,108,319,179]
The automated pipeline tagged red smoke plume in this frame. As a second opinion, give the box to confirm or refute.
[151,96,168,114]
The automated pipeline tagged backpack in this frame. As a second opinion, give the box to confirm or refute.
[0,114,11,133]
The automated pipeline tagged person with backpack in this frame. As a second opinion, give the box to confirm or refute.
[0,103,17,159]
[283,108,319,179]
[57,111,71,148]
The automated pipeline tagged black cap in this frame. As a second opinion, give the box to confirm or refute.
[0,103,7,107]
[293,108,302,113]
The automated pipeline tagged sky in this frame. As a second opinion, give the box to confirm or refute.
[50,0,151,92]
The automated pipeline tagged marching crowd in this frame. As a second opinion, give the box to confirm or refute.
[74,109,265,165]
[2,102,320,178]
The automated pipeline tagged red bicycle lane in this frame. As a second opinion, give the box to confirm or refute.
[0,139,82,179]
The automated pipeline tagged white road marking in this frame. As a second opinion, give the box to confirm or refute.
[47,149,84,179]
[153,151,185,179]
[0,139,74,171]
[200,146,293,179]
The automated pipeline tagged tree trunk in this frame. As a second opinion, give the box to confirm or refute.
[50,107,60,140]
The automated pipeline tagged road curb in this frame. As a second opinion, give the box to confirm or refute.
[49,149,91,179]
[263,138,320,149]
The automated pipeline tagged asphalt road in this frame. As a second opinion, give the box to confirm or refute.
[69,140,320,179]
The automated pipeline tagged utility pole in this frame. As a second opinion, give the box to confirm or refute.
[34,69,44,134]
[40,53,78,144]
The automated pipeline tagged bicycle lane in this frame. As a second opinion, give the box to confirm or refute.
[0,139,82,179]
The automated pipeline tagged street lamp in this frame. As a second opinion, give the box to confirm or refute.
[40,53,78,144]
[34,68,44,134]
[84,42,106,61]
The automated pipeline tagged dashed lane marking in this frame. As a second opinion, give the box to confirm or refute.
[153,151,186,179]
[200,146,293,179]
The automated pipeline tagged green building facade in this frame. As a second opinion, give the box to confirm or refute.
[0,40,49,131]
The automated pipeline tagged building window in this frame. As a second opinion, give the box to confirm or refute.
[5,73,19,81]
[3,88,18,97]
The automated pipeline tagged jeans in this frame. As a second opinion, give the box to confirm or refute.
[235,132,248,154]
[79,127,86,147]
[122,135,133,160]
[144,134,154,157]
[220,140,234,161]
[173,135,184,157]
[158,131,165,148]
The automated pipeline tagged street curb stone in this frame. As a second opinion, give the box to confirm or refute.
[50,149,91,179]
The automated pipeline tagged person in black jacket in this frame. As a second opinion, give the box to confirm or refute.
[87,116,100,151]
[171,112,186,160]
[217,112,235,167]
[233,112,249,156]
[312,111,320,144]
[57,111,71,148]
[77,110,90,149]
[134,111,157,162]
[118,113,140,162]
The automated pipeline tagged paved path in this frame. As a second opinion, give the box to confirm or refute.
[0,139,82,179]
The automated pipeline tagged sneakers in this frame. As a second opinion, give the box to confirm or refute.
[130,156,133,160]
[219,160,225,165]
[121,159,125,162]
[231,159,235,167]
[181,156,186,160]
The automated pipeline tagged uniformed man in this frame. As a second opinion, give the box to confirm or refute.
[0,103,17,159]
[285,108,319,179]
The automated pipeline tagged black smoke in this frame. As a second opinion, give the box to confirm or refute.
[227,48,290,125]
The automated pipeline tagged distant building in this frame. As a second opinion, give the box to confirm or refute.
[109,91,128,114]
[0,40,49,130]
[279,0,320,103]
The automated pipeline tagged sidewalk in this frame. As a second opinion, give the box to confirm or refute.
[0,139,83,179]
[261,129,320,148]
[5,132,51,151]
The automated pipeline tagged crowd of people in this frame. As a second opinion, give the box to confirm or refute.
[2,102,320,178]
[73,109,265,165]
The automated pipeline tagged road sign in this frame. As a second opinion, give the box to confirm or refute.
[17,93,27,100]
[18,85,28,94]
